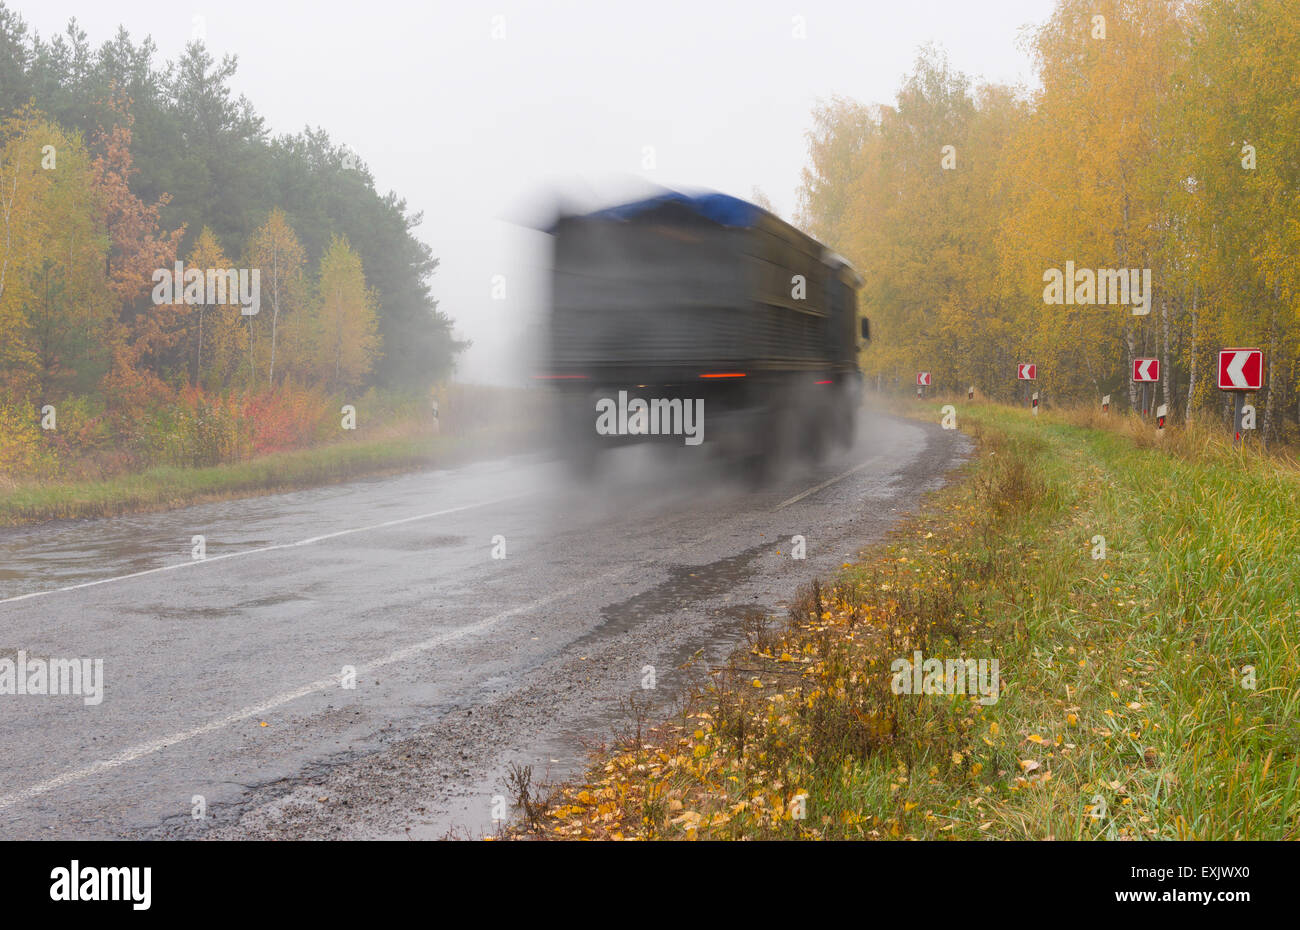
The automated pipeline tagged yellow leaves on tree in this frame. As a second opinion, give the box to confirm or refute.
[185,227,247,391]
[0,107,114,400]
[244,208,307,387]
[794,0,1300,437]
[311,234,380,391]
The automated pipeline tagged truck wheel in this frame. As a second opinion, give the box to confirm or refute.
[800,408,832,464]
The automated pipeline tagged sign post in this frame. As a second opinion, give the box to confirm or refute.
[916,371,930,399]
[1017,364,1036,411]
[1101,394,1110,414]
[1217,348,1264,446]
[1133,358,1159,417]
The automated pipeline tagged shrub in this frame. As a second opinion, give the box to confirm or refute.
[0,400,58,480]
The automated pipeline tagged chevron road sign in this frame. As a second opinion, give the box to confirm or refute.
[1133,358,1159,382]
[1217,349,1263,391]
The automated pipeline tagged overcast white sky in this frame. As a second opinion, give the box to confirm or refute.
[16,0,1056,384]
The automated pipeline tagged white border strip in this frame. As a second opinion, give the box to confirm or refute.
[773,456,883,510]
[0,562,633,811]
[0,496,520,606]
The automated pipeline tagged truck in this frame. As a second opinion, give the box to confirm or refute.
[538,189,868,481]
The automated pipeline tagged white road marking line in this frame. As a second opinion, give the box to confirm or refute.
[773,455,884,511]
[0,495,522,606]
[0,562,635,812]
[0,491,768,811]
[0,452,892,810]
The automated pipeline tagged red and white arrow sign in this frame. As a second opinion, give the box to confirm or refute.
[1017,364,1036,380]
[1133,358,1159,382]
[1217,349,1263,390]
[917,372,931,386]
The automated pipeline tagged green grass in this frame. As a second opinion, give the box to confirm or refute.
[0,427,529,527]
[521,404,1300,840]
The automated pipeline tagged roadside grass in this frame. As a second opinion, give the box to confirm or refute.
[0,426,531,527]
[514,404,1300,840]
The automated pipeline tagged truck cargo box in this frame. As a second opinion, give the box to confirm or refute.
[548,192,857,374]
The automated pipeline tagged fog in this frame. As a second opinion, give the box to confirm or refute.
[16,0,1054,384]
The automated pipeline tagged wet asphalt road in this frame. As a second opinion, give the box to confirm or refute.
[0,408,968,839]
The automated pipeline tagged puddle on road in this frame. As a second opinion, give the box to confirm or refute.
[236,592,313,610]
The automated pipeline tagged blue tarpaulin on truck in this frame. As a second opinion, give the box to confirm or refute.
[576,191,764,228]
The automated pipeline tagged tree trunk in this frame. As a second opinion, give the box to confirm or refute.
[1186,286,1198,422]
[268,247,280,385]
[1125,326,1138,410]
[1160,294,1172,413]
[194,305,205,387]
[247,316,256,391]
[1262,286,1279,448]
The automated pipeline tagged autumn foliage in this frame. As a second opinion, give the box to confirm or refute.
[798,0,1300,444]
[0,7,470,485]
[0,19,432,483]
[0,100,387,480]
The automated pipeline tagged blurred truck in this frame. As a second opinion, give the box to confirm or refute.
[538,190,868,480]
